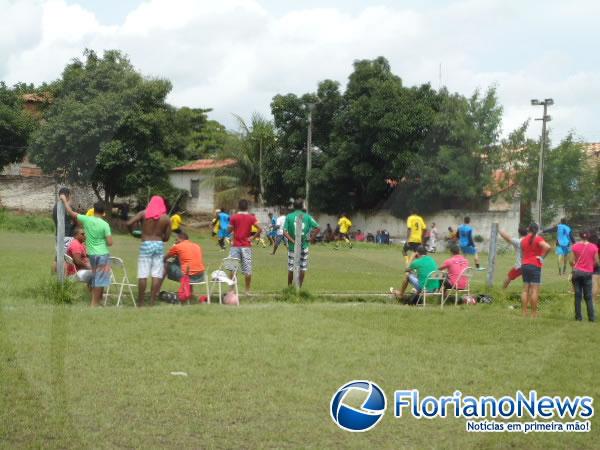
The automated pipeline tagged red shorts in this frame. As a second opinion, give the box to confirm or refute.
[507,267,522,281]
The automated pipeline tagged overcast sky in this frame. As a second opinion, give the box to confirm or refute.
[2,0,599,142]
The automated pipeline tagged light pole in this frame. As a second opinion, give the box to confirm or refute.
[305,103,315,211]
[258,136,264,206]
[531,98,553,227]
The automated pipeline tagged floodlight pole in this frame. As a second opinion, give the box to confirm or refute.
[305,104,315,211]
[56,199,65,283]
[532,98,553,228]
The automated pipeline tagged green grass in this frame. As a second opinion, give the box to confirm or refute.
[1,230,599,449]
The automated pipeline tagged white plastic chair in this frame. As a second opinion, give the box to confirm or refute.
[211,257,240,304]
[416,271,447,307]
[63,254,92,284]
[442,267,474,307]
[103,256,137,307]
[189,267,211,304]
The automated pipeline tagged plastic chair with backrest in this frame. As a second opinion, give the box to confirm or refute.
[442,266,474,307]
[416,271,447,307]
[211,256,240,304]
[103,256,137,307]
[188,265,211,304]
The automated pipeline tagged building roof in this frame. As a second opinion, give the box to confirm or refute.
[584,143,600,157]
[170,159,237,172]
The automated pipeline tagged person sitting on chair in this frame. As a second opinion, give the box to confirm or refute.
[438,244,469,290]
[163,232,206,283]
[390,246,440,305]
[66,227,93,284]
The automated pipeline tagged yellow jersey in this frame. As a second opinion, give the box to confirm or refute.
[86,208,95,217]
[407,214,426,243]
[171,214,182,231]
[338,217,352,234]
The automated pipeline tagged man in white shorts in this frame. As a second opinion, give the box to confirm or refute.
[127,196,171,306]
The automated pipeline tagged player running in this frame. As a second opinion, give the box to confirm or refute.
[457,216,484,270]
[544,218,575,275]
[334,212,353,249]
[403,211,426,265]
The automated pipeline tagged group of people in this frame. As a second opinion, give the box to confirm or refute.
[55,189,206,307]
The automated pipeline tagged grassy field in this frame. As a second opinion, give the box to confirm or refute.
[1,229,599,449]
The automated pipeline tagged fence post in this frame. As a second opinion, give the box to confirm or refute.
[293,214,303,292]
[486,222,498,288]
[56,200,65,283]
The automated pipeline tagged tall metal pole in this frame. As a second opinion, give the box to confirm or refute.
[305,109,312,211]
[259,137,265,206]
[535,102,548,227]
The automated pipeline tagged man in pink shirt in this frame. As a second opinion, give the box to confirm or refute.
[228,199,262,295]
[438,244,469,290]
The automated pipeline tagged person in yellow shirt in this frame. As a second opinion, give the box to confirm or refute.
[251,220,267,248]
[335,213,353,249]
[170,210,184,234]
[86,207,105,217]
[403,211,426,264]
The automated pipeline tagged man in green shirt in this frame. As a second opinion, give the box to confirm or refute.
[60,195,113,307]
[391,246,440,305]
[283,199,320,288]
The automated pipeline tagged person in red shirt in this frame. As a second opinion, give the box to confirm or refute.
[228,199,262,294]
[163,232,206,283]
[569,230,599,322]
[66,227,93,284]
[520,223,551,318]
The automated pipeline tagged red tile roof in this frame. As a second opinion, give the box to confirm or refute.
[171,159,237,172]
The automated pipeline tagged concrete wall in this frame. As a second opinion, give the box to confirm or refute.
[0,176,119,212]
[314,207,520,249]
[168,172,214,214]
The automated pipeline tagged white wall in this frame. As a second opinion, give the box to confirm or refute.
[314,208,520,249]
[168,172,214,214]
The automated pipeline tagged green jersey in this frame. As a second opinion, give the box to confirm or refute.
[409,255,440,292]
[284,210,319,252]
[77,214,111,256]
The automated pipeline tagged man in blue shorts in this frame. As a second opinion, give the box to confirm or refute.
[457,217,484,271]
[547,218,575,275]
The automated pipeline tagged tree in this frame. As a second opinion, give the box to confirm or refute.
[212,112,276,207]
[29,49,183,210]
[0,82,36,170]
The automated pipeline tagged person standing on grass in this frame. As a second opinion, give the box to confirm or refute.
[543,218,575,275]
[390,246,440,305]
[499,226,528,289]
[570,231,599,322]
[59,195,112,307]
[520,223,551,318]
[272,209,288,255]
[335,213,353,249]
[127,196,171,306]
[457,217,484,271]
[589,230,600,303]
[266,212,277,247]
[283,199,320,288]
[403,211,426,265]
[170,208,184,235]
[228,199,261,295]
[217,208,230,251]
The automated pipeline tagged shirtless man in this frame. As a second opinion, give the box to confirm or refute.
[127,196,171,306]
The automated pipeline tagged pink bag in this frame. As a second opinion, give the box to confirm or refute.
[223,291,239,306]
[178,274,192,303]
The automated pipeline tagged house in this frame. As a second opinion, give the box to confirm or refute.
[168,159,237,214]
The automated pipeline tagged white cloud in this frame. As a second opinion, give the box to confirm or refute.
[1,0,599,142]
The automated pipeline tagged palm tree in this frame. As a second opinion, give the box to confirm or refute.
[211,112,276,208]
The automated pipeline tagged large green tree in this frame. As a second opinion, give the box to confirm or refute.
[29,49,183,209]
[0,82,37,170]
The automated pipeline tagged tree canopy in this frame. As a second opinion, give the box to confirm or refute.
[0,82,37,170]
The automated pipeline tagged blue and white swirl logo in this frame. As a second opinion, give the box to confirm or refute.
[330,380,387,432]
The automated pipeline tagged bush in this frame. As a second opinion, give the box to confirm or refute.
[25,277,83,305]
[0,209,54,233]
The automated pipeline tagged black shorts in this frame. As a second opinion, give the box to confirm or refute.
[521,264,541,285]
[403,242,420,253]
